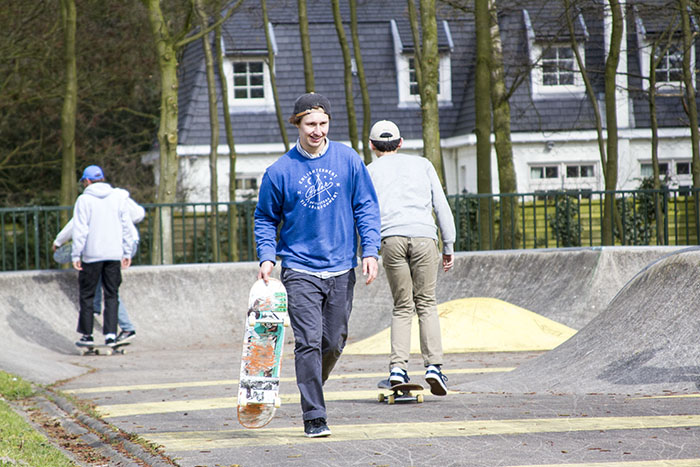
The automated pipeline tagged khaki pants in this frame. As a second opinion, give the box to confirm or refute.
[381,236,443,370]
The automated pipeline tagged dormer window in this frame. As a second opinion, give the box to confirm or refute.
[223,58,275,111]
[530,43,585,98]
[397,54,452,106]
[542,46,575,86]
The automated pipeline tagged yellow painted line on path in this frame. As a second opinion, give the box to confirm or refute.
[97,389,460,418]
[510,460,700,467]
[64,366,514,394]
[631,394,700,400]
[144,415,700,451]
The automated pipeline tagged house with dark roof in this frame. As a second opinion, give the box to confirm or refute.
[146,0,700,202]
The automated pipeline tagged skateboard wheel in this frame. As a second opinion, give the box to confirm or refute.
[248,314,256,327]
[387,394,395,405]
[274,397,281,408]
[417,394,424,403]
[378,393,385,403]
[283,315,290,327]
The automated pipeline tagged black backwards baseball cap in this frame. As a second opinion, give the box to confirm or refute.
[291,92,332,120]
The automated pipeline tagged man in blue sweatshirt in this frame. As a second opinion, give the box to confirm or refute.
[255,93,381,438]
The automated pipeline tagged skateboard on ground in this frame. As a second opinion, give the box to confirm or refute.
[377,379,425,404]
[76,341,130,356]
[237,278,289,429]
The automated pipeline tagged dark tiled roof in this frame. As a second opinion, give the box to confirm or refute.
[175,0,699,149]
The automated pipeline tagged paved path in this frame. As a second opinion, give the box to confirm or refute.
[3,247,700,466]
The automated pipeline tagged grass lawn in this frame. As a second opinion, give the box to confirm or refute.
[0,371,76,466]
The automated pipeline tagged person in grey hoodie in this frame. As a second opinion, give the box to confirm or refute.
[71,165,134,347]
[53,188,144,344]
[366,120,456,396]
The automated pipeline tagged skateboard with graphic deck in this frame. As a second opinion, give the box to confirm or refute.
[53,243,72,264]
[237,278,289,429]
[76,341,130,356]
[377,379,425,404]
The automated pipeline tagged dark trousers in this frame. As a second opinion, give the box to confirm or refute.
[281,268,356,421]
[77,261,121,337]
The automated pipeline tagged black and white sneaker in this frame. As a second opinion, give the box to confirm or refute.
[116,330,135,344]
[388,366,409,386]
[425,365,448,396]
[304,418,331,438]
[76,335,94,347]
[105,337,117,347]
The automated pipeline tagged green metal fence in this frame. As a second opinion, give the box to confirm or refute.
[2,188,698,272]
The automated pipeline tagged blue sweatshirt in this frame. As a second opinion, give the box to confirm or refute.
[255,141,381,272]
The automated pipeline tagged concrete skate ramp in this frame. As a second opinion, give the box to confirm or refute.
[0,246,681,386]
[471,247,700,395]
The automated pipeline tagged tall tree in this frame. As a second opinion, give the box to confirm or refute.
[60,0,77,215]
[331,0,359,152]
[140,0,236,264]
[474,0,493,248]
[679,0,700,189]
[407,0,445,187]
[261,0,289,152]
[601,0,624,245]
[349,0,372,164]
[215,25,240,261]
[298,0,315,91]
[645,7,679,245]
[488,0,519,248]
[194,0,220,262]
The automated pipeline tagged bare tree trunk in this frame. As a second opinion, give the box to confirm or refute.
[407,0,445,187]
[488,0,519,249]
[602,0,623,245]
[141,0,240,264]
[194,0,219,262]
[298,0,314,91]
[60,0,77,219]
[680,0,700,188]
[349,0,372,164]
[475,0,493,249]
[216,26,239,262]
[331,0,359,152]
[143,0,180,264]
[262,0,289,152]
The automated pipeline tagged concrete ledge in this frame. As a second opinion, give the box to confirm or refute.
[0,247,682,385]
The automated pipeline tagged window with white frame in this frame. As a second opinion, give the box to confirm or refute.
[397,54,452,106]
[641,39,692,93]
[223,58,274,110]
[234,176,259,200]
[530,165,559,179]
[566,164,595,179]
[654,44,683,83]
[530,43,585,97]
[639,160,692,188]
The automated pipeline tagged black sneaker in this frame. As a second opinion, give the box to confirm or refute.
[304,418,331,438]
[116,330,135,344]
[105,337,116,347]
[425,365,448,396]
[76,335,94,347]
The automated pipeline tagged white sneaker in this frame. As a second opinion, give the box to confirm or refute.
[389,366,409,386]
[425,365,448,396]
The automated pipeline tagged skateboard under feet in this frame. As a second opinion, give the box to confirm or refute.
[76,341,130,356]
[377,379,425,404]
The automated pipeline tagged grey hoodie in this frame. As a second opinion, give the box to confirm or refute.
[71,182,134,263]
